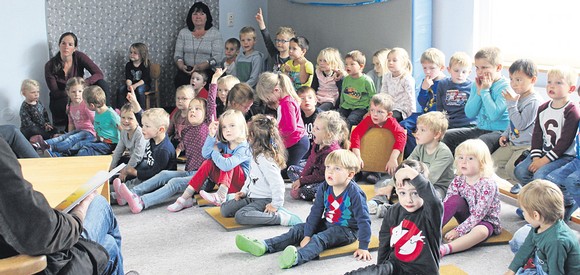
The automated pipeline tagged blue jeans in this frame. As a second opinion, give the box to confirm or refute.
[77,141,116,156]
[264,222,356,266]
[220,197,280,225]
[81,195,123,275]
[132,170,195,209]
[0,124,38,158]
[545,158,580,206]
[283,135,310,178]
[116,84,147,109]
[514,155,574,186]
[46,130,96,153]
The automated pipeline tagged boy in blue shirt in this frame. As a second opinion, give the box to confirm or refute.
[235,149,372,269]
[442,47,509,154]
[77,86,120,156]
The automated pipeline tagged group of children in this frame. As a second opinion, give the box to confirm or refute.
[16,8,580,273]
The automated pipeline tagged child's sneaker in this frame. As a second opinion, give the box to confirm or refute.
[377,203,392,218]
[277,207,303,226]
[278,246,298,269]
[290,188,300,200]
[112,178,127,206]
[117,182,144,214]
[167,197,195,212]
[199,190,225,206]
[564,202,578,222]
[235,234,266,256]
[367,200,378,215]
[29,135,50,151]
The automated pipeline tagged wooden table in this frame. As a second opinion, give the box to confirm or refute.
[18,155,112,207]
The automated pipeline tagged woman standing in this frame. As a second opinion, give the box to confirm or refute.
[44,32,109,127]
[174,2,224,88]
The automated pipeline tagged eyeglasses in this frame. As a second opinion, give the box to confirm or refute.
[274,39,290,43]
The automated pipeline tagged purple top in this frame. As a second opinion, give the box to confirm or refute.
[44,51,104,100]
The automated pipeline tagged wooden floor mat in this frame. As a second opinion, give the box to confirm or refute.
[440,264,468,275]
[318,235,380,259]
[204,206,252,231]
[443,218,512,245]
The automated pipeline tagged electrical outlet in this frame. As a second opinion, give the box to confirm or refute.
[227,12,234,27]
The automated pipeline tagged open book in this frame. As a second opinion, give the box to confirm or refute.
[54,163,126,213]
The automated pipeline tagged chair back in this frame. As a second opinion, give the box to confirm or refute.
[359,127,404,173]
[0,254,47,275]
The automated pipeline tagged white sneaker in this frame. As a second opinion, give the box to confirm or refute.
[367,200,378,215]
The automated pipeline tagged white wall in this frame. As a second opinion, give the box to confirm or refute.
[0,0,49,125]
[218,0,268,57]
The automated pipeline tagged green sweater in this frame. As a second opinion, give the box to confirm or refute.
[339,74,376,110]
[509,220,580,274]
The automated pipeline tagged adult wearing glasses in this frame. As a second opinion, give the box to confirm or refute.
[174,2,223,88]
[255,8,296,73]
[45,32,110,128]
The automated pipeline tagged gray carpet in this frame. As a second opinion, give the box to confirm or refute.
[115,183,580,275]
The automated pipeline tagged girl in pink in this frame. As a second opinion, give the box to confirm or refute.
[36,77,96,156]
[255,72,310,178]
[440,139,502,257]
[311,47,345,111]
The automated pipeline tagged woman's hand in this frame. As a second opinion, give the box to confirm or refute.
[70,191,97,222]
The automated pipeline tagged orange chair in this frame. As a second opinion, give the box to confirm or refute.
[0,254,47,275]
[359,127,404,173]
[145,63,161,109]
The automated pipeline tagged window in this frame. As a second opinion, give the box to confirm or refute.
[477,0,580,69]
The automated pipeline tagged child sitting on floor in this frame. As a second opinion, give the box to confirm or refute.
[167,109,251,210]
[235,149,372,269]
[33,77,96,157]
[440,139,502,257]
[220,114,302,226]
[506,179,580,275]
[347,160,443,275]
[113,108,176,192]
[20,79,56,140]
[114,68,221,214]
[77,86,120,156]
[109,102,147,182]
[369,111,453,216]
[288,110,349,201]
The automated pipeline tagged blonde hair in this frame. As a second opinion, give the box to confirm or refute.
[255,72,300,105]
[547,66,578,87]
[416,111,448,139]
[372,48,390,75]
[217,75,240,89]
[276,26,295,38]
[519,179,564,223]
[176,85,195,100]
[83,86,106,107]
[388,47,412,77]
[239,26,256,39]
[314,111,350,149]
[226,82,254,110]
[142,108,170,129]
[449,52,472,68]
[454,139,494,178]
[420,48,446,67]
[345,50,366,66]
[217,109,248,144]
[474,46,502,66]
[248,114,287,168]
[370,93,394,112]
[65,77,86,92]
[316,47,345,73]
[325,149,361,174]
[21,79,40,93]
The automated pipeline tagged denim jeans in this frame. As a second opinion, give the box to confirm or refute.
[220,197,280,225]
[283,135,310,178]
[509,224,547,275]
[132,170,195,209]
[0,124,38,158]
[77,141,116,156]
[116,84,148,109]
[514,155,574,186]
[265,222,357,266]
[46,130,96,153]
[81,195,123,275]
[545,158,580,206]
